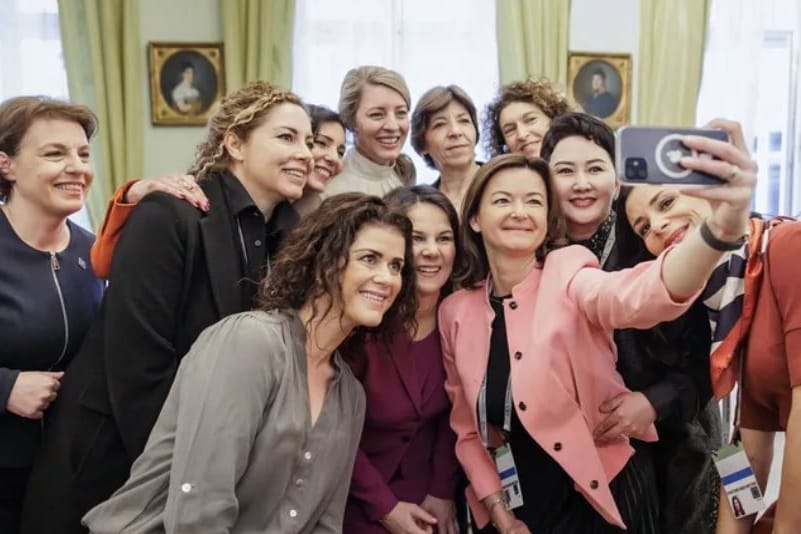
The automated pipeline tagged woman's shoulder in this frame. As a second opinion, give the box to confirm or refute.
[764,218,801,278]
[194,310,300,365]
[543,244,600,279]
[440,285,484,314]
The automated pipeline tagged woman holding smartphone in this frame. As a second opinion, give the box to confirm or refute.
[442,127,754,533]
[615,120,801,534]
[539,113,721,533]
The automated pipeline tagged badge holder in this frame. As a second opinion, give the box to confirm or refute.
[493,444,524,510]
[713,353,765,519]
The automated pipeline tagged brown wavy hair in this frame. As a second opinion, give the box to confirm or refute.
[483,78,572,157]
[188,81,306,180]
[258,192,418,352]
[0,96,97,201]
[455,154,567,289]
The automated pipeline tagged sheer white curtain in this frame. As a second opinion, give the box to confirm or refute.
[292,0,499,183]
[0,0,69,100]
[696,0,801,216]
[0,0,92,229]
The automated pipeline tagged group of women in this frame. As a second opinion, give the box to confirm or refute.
[0,63,798,534]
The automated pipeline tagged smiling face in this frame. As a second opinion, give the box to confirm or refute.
[470,166,549,258]
[0,118,93,218]
[406,202,456,298]
[423,100,477,171]
[499,101,551,158]
[307,120,346,192]
[548,135,618,240]
[228,102,313,203]
[625,184,712,256]
[338,223,406,329]
[353,83,410,165]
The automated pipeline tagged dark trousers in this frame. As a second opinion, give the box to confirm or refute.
[0,467,30,534]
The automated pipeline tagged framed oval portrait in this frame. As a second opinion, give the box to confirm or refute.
[567,52,631,128]
[148,42,226,126]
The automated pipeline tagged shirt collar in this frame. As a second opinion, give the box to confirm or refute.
[219,170,299,233]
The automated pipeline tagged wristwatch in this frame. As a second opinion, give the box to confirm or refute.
[700,219,747,251]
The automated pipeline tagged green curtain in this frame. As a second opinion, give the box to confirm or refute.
[58,0,143,229]
[221,0,296,91]
[495,0,571,86]
[637,0,709,126]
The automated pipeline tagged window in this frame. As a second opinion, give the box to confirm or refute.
[292,0,499,183]
[696,0,800,218]
[0,0,68,100]
[0,0,91,229]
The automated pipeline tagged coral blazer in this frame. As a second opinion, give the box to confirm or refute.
[439,245,696,529]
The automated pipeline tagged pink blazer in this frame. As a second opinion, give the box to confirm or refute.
[439,245,695,529]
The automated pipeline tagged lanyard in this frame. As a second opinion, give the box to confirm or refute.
[478,373,513,447]
[477,279,514,448]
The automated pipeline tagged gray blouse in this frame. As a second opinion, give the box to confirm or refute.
[83,310,366,533]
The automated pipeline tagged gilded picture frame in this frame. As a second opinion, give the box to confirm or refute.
[148,41,226,126]
[567,52,632,128]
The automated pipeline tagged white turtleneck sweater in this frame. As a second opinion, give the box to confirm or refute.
[321,148,405,199]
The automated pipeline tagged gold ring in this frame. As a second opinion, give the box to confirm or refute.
[729,164,740,180]
[181,179,195,190]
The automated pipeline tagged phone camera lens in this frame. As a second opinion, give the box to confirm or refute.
[625,158,648,180]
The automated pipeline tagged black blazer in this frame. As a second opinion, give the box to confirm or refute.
[20,176,298,534]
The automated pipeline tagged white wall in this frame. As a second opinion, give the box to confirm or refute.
[138,0,221,177]
[569,0,640,122]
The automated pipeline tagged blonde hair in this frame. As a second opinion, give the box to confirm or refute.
[337,66,415,185]
[338,65,411,131]
[189,81,305,180]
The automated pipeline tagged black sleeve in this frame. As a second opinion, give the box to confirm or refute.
[102,193,193,461]
[0,368,20,415]
[641,299,712,423]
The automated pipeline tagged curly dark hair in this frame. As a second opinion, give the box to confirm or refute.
[455,154,568,289]
[258,192,418,352]
[482,78,572,157]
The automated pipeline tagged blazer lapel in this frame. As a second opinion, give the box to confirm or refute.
[199,180,242,318]
[388,335,423,415]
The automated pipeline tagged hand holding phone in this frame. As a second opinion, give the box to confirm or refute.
[615,126,728,185]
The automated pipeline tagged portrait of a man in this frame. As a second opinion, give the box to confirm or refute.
[567,52,631,128]
[583,68,618,118]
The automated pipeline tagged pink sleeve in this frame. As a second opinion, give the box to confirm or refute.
[563,246,698,332]
[438,300,501,502]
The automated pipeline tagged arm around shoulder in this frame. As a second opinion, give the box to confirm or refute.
[90,180,139,279]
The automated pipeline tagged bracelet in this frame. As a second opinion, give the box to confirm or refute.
[699,219,747,251]
[486,494,509,528]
